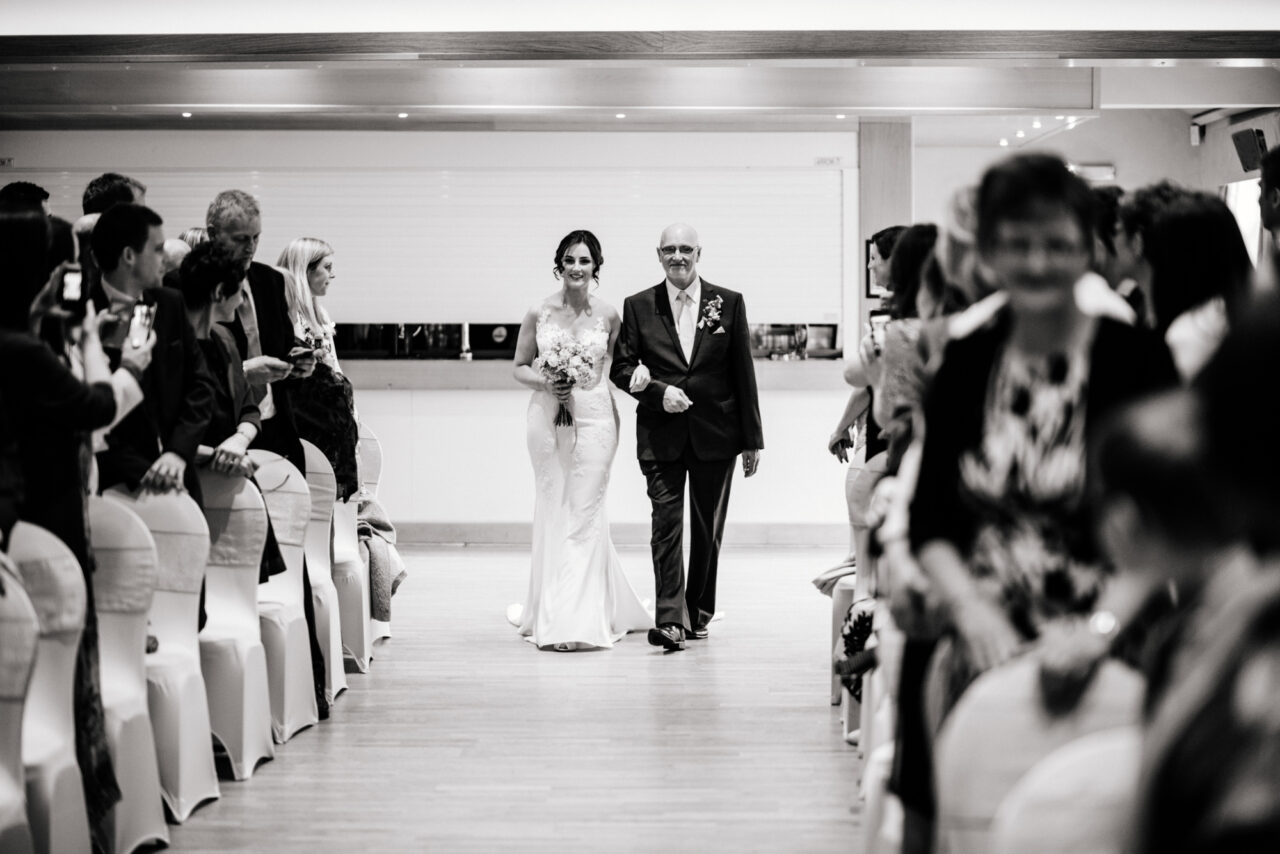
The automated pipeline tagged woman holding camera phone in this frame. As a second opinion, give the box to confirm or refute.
[1,200,156,852]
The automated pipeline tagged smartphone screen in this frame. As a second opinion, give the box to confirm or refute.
[62,270,83,302]
[127,304,155,348]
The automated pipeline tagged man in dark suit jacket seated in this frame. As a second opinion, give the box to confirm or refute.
[91,203,216,504]
[204,189,316,475]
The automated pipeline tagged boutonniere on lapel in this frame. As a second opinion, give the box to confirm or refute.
[698,295,726,334]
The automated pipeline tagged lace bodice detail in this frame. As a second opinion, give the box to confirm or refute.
[535,307,610,391]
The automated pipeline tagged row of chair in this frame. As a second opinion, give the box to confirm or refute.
[0,426,390,854]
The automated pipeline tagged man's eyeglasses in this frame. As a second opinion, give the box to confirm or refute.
[659,245,698,257]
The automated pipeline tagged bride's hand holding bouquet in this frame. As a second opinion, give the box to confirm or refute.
[534,336,595,426]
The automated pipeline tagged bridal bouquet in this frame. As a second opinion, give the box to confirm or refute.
[534,336,596,427]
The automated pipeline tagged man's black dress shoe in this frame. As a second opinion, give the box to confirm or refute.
[688,625,709,640]
[647,624,686,651]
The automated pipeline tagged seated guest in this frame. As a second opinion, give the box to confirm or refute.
[909,153,1178,729]
[91,202,216,502]
[0,199,154,854]
[1145,192,1253,381]
[277,237,360,500]
[82,171,145,215]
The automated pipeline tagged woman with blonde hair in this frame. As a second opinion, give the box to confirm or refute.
[276,236,359,499]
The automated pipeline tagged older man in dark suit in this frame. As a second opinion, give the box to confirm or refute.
[611,222,764,651]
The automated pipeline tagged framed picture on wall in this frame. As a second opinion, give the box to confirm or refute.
[865,238,890,301]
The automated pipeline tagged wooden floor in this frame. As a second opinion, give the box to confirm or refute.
[166,545,863,853]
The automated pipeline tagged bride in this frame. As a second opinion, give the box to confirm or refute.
[508,229,652,650]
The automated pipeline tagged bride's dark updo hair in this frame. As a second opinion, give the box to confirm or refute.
[553,229,603,281]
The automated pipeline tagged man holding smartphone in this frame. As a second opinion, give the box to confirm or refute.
[90,202,216,501]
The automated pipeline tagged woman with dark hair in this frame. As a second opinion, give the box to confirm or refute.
[507,229,650,651]
[0,200,154,854]
[909,152,1179,727]
[1145,191,1253,380]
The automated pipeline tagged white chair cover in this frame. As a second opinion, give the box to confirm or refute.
[7,521,91,854]
[87,496,169,854]
[106,488,220,822]
[357,422,391,643]
[933,655,1144,854]
[992,725,1142,854]
[196,468,275,780]
[357,422,382,499]
[0,559,39,854]
[248,450,320,743]
[332,498,373,673]
[300,441,347,706]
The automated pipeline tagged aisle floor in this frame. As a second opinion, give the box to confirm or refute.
[166,545,863,853]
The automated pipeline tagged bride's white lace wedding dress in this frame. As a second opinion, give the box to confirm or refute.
[510,308,652,650]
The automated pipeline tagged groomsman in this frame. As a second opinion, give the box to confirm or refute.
[612,223,764,652]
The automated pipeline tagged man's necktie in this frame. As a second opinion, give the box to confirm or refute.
[676,291,695,362]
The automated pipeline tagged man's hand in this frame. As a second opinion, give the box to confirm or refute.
[119,325,156,373]
[288,347,318,379]
[662,385,693,413]
[243,355,293,385]
[140,451,187,494]
[742,449,761,478]
[211,433,251,475]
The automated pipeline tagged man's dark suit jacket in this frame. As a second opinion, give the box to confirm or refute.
[220,261,304,472]
[611,280,764,462]
[94,283,216,500]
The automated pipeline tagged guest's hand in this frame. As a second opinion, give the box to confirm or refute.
[953,595,1023,674]
[742,449,761,478]
[827,430,852,463]
[662,386,693,413]
[140,451,187,494]
[117,316,156,373]
[212,433,251,475]
[1037,618,1109,716]
[288,347,318,379]
[629,363,652,393]
[244,355,293,385]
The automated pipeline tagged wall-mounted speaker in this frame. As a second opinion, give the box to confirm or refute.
[1231,128,1268,173]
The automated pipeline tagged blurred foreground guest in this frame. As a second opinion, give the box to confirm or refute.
[909,153,1177,728]
[277,237,360,501]
[0,200,154,854]
[91,203,216,502]
[1145,192,1253,381]
[0,180,74,274]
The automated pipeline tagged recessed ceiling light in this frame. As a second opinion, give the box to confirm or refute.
[1055,115,1065,120]
[999,138,1009,147]
[616,113,626,119]
[1032,119,1042,129]
[836,114,846,119]
[1015,130,1025,138]
[181,112,192,118]
[398,112,409,119]
[1067,116,1078,122]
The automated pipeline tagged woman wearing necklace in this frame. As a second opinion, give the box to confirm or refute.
[507,230,651,651]
[907,153,1179,736]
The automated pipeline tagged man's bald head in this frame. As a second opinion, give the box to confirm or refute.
[657,222,702,289]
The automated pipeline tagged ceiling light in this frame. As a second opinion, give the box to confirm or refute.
[1067,116,1078,122]
[1032,119,1042,129]
[1015,130,1025,138]
[181,112,192,118]
[616,113,626,119]
[999,138,1009,147]
[398,112,409,119]
[1055,115,1065,120]
[836,114,846,119]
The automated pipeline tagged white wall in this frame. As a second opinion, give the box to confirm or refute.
[913,109,1208,226]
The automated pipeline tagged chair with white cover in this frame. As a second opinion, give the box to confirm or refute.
[7,521,90,854]
[357,421,382,499]
[933,654,1144,854]
[196,469,274,780]
[248,450,319,742]
[332,493,373,673]
[106,489,220,822]
[0,557,40,854]
[87,496,168,854]
[300,441,347,706]
[359,421,392,643]
[992,725,1142,854]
